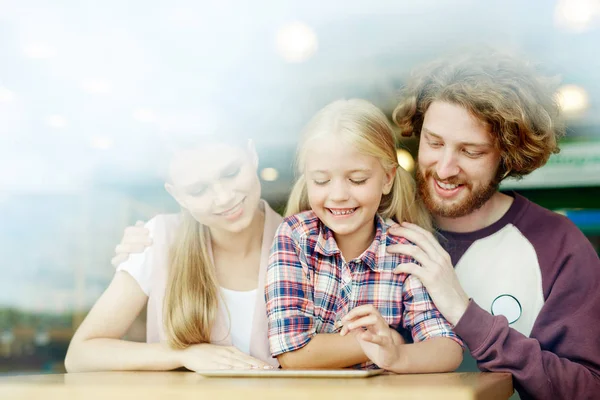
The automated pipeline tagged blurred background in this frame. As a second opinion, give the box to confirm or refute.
[1,0,599,375]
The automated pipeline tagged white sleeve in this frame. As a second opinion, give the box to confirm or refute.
[116,217,162,296]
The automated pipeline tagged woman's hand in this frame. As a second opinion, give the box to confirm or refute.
[178,343,274,371]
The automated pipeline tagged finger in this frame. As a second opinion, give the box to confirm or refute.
[251,363,274,369]
[111,254,129,268]
[400,222,449,260]
[393,263,422,277]
[228,347,272,368]
[115,243,150,254]
[194,362,232,371]
[217,353,254,369]
[124,225,150,237]
[226,360,253,369]
[120,235,152,247]
[120,235,153,245]
[388,227,443,262]
[341,305,379,323]
[359,331,391,346]
[390,223,441,254]
[345,322,381,337]
[346,315,384,332]
[387,244,434,267]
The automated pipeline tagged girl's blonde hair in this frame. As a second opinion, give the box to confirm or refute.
[286,99,432,231]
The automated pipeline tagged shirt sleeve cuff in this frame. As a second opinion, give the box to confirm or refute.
[269,331,314,357]
[453,299,498,353]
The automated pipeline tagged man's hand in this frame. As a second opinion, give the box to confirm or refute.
[388,222,470,325]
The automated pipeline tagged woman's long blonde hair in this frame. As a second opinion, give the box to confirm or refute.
[161,135,241,349]
[163,211,219,348]
[286,99,432,231]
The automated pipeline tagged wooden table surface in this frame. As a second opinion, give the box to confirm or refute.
[0,371,513,400]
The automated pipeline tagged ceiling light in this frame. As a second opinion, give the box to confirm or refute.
[396,149,415,172]
[260,167,279,182]
[555,84,589,115]
[554,0,600,32]
[275,22,318,63]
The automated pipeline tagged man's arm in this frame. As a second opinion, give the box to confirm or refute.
[455,243,600,400]
[389,222,600,399]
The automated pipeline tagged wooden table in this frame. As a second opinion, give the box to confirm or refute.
[0,371,513,400]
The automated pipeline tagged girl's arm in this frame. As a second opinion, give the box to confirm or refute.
[340,304,462,372]
[265,220,370,369]
[276,333,368,369]
[386,337,462,373]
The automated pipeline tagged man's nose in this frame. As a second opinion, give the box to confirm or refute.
[436,150,460,180]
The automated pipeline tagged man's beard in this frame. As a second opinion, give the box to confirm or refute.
[416,167,500,219]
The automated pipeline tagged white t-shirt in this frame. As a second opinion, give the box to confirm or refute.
[116,214,260,349]
[114,199,283,367]
[220,287,257,354]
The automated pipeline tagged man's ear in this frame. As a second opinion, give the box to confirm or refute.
[382,167,396,195]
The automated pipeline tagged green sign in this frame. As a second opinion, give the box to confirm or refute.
[501,141,600,189]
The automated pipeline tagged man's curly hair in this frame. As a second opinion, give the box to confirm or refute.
[392,50,565,180]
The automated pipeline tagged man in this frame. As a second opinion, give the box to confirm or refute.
[388,51,600,400]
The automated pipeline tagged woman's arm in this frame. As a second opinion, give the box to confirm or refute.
[64,271,181,372]
[66,272,272,372]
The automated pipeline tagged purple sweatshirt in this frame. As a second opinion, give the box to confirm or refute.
[440,193,600,400]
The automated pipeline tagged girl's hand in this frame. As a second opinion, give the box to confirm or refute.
[340,305,403,370]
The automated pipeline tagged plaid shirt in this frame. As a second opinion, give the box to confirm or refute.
[265,210,463,368]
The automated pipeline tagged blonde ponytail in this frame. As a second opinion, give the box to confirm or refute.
[163,211,219,348]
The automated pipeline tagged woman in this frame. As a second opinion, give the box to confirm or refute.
[65,135,281,372]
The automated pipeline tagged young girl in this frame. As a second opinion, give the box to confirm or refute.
[65,135,281,372]
[265,99,464,372]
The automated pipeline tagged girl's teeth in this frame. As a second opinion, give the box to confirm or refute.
[330,208,356,215]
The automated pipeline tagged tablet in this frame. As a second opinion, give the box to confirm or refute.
[197,368,384,378]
